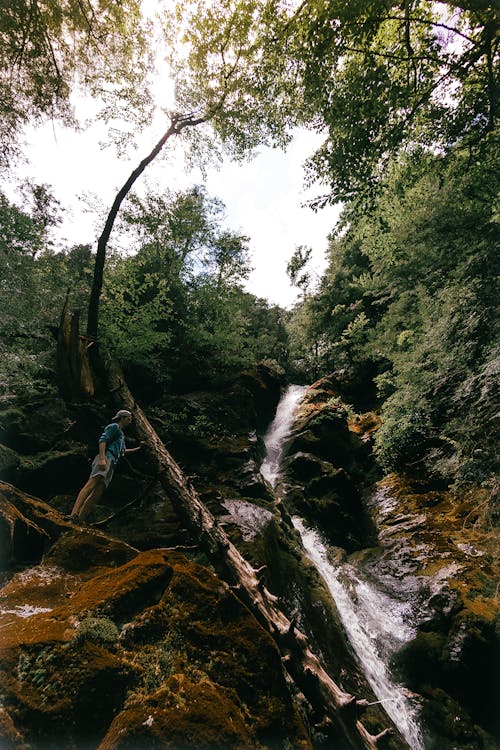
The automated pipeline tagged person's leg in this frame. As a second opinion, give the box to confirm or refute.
[71,476,100,519]
[78,477,106,521]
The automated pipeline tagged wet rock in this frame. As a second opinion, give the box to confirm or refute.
[231,457,272,500]
[0,444,20,483]
[17,444,89,500]
[283,480,367,551]
[277,381,377,551]
[231,361,285,429]
[281,451,333,482]
[367,475,500,747]
[219,499,274,541]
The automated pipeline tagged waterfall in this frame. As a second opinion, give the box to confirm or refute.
[261,385,425,750]
[261,384,308,487]
[293,519,425,750]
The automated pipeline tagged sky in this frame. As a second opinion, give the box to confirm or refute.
[9,113,341,309]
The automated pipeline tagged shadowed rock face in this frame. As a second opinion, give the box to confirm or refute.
[277,376,377,552]
[0,486,311,750]
[364,475,500,749]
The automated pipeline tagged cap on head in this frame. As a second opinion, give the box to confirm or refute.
[112,409,132,421]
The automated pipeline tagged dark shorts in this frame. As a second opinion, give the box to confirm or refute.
[89,456,115,487]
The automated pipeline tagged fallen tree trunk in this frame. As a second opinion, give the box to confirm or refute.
[105,358,408,750]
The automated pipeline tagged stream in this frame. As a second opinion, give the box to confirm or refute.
[261,385,425,750]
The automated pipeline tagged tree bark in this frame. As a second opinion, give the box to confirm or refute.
[56,291,94,399]
[104,357,408,750]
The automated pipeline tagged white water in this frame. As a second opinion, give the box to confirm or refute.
[293,518,425,750]
[260,384,308,486]
[261,385,425,750]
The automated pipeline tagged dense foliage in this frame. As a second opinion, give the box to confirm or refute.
[169,0,498,203]
[0,0,152,168]
[0,186,288,397]
[100,185,289,390]
[289,140,499,488]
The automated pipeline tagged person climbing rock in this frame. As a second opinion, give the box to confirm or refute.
[70,409,141,522]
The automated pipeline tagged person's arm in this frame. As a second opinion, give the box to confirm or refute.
[124,443,143,454]
[98,440,107,467]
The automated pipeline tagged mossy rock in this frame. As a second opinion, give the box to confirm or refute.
[44,530,138,572]
[99,673,257,750]
[0,397,72,453]
[0,444,20,482]
[17,446,89,500]
[75,616,120,645]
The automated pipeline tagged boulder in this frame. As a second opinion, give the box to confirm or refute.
[0,397,73,453]
[280,377,369,475]
[0,538,311,750]
[17,445,89,500]
[231,361,285,428]
[277,382,377,551]
[0,481,75,570]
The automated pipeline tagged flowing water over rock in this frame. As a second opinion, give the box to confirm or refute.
[293,518,425,750]
[261,384,308,486]
[262,384,425,750]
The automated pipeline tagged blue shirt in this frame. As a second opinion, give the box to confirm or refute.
[99,423,126,464]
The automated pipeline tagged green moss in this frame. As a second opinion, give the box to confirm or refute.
[131,629,187,694]
[75,616,120,646]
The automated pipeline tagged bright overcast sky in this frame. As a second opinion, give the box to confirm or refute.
[10,114,340,309]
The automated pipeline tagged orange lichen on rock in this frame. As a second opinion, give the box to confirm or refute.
[43,528,137,572]
[377,473,500,634]
[0,539,311,750]
[59,549,174,620]
[348,411,381,441]
[99,672,254,750]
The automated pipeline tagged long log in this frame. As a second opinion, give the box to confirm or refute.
[105,358,408,750]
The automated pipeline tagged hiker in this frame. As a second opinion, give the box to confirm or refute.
[70,409,141,522]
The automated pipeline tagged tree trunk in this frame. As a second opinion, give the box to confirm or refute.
[104,357,407,750]
[86,112,210,342]
[56,292,94,399]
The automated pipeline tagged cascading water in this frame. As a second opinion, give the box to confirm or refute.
[261,385,425,750]
[293,519,425,750]
[261,384,308,486]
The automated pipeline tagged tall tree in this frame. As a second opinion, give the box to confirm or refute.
[85,0,303,341]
